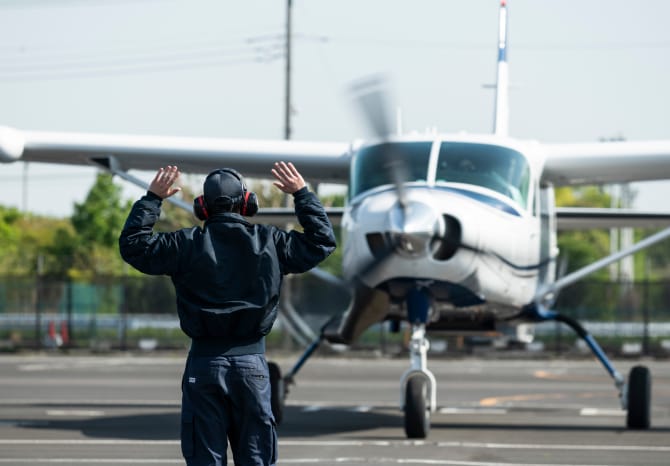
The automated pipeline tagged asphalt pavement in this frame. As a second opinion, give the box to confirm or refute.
[0,352,668,465]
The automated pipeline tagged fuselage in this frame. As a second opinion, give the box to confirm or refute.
[341,134,554,320]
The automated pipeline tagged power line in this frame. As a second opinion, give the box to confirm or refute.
[0,42,284,81]
[0,0,175,10]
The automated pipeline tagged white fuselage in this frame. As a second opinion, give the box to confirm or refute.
[340,135,547,316]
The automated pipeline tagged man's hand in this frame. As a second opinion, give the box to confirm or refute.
[272,161,306,194]
[149,166,181,199]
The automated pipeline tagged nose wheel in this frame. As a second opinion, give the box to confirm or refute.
[404,372,431,438]
[400,322,436,439]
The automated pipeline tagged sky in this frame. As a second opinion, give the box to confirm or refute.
[0,0,669,217]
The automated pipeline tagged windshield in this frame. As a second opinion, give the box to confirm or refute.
[435,142,530,208]
[350,142,432,199]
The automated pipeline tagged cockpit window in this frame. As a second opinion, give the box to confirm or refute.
[350,142,432,199]
[436,142,530,208]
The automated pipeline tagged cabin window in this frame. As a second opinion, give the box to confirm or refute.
[350,142,432,199]
[435,142,530,209]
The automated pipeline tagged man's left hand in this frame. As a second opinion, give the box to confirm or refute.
[149,166,182,199]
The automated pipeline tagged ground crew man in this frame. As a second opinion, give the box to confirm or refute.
[119,162,336,466]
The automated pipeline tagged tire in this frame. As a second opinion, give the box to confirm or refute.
[268,361,285,425]
[404,374,430,439]
[626,365,651,429]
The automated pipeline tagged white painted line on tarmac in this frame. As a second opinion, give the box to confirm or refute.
[350,405,373,413]
[0,439,178,446]
[0,458,625,465]
[439,408,507,415]
[0,460,183,464]
[0,399,180,406]
[579,407,626,416]
[2,438,669,453]
[436,441,670,452]
[46,409,105,417]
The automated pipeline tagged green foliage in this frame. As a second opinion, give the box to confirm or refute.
[555,186,611,278]
[0,207,76,277]
[71,173,129,248]
[555,185,611,208]
[316,191,345,276]
[65,173,133,278]
[0,206,22,272]
[155,184,198,232]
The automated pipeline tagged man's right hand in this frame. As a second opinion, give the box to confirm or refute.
[272,161,306,194]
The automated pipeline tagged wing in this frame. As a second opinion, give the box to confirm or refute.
[556,208,670,230]
[541,140,670,186]
[251,207,344,226]
[0,125,351,182]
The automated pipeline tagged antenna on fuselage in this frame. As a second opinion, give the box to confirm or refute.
[492,0,510,137]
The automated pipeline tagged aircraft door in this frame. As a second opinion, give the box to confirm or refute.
[538,182,557,285]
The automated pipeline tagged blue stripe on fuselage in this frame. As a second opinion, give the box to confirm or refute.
[434,185,520,216]
[353,185,522,217]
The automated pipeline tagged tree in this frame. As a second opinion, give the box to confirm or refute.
[0,206,22,273]
[69,173,131,278]
[71,173,130,248]
[555,186,611,277]
[154,184,198,232]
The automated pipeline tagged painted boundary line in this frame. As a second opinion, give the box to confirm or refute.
[0,439,669,452]
[0,459,627,466]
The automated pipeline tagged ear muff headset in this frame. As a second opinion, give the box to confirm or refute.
[193,194,209,221]
[193,168,258,220]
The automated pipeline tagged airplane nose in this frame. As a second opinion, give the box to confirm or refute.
[387,201,444,258]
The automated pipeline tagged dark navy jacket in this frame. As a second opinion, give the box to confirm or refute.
[119,187,336,355]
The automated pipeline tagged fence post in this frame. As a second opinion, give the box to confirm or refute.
[34,255,44,349]
[120,278,128,351]
[642,263,650,356]
[66,279,74,349]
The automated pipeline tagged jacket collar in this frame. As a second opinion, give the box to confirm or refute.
[204,212,252,227]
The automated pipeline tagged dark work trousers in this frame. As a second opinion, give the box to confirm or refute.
[180,353,277,466]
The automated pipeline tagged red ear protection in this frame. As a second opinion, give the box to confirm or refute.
[193,195,209,220]
[240,191,259,217]
[193,168,259,220]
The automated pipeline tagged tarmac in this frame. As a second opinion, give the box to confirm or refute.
[0,352,668,465]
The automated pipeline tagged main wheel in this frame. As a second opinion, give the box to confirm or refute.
[626,365,651,429]
[404,373,430,439]
[268,361,285,424]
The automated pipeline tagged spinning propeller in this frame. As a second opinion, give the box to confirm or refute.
[348,75,551,285]
[348,76,461,281]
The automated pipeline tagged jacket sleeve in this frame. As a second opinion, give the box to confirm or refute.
[118,191,181,276]
[274,187,337,274]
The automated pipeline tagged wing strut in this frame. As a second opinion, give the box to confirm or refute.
[91,156,192,212]
[537,225,670,303]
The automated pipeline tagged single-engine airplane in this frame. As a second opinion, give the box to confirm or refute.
[2,1,670,438]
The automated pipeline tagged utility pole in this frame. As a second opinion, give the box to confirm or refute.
[284,0,293,140]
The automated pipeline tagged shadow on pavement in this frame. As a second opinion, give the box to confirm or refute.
[18,405,670,440]
[17,406,403,440]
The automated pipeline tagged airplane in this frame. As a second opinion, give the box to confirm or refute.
[2,0,670,438]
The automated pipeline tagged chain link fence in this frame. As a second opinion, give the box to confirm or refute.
[1,274,669,356]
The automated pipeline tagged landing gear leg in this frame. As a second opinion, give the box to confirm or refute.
[529,306,652,429]
[400,288,436,439]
